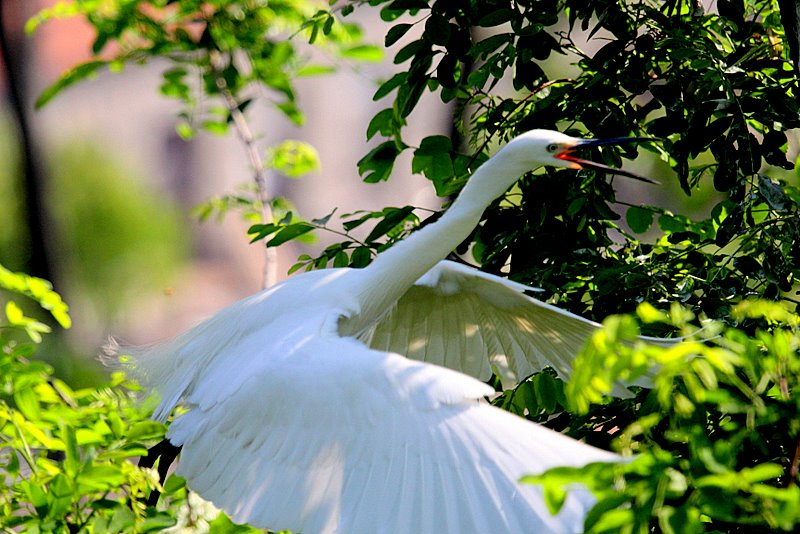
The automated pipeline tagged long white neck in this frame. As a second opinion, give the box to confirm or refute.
[342,144,533,334]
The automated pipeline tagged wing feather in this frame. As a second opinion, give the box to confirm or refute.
[153,325,617,534]
[368,260,670,392]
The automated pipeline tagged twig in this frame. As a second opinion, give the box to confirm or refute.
[209,50,277,289]
[789,434,800,486]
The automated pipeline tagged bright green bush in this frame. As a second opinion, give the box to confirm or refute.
[527,300,800,532]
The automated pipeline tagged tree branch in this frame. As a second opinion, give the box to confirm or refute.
[209,51,277,289]
[0,1,54,282]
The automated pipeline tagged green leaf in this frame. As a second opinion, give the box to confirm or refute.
[757,174,787,210]
[358,141,401,183]
[77,465,126,492]
[108,506,136,532]
[396,77,427,118]
[393,39,426,64]
[14,386,41,421]
[740,463,784,484]
[423,15,451,46]
[412,136,454,192]
[350,247,373,268]
[591,508,637,531]
[367,108,396,140]
[175,121,194,140]
[207,511,263,532]
[25,2,81,34]
[5,300,24,324]
[127,421,166,442]
[202,120,229,136]
[658,213,686,234]
[541,481,567,514]
[637,302,669,324]
[373,72,409,101]
[296,65,336,77]
[340,45,383,62]
[267,223,315,247]
[276,101,304,125]
[249,223,281,243]
[162,474,187,494]
[365,206,414,242]
[333,250,349,268]
[311,209,336,227]
[21,480,48,516]
[35,60,109,108]
[266,140,320,178]
[385,23,413,47]
[626,206,654,233]
[60,422,81,477]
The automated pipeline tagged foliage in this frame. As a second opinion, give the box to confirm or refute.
[0,265,270,532]
[335,1,800,531]
[341,0,800,321]
[1,265,162,532]
[21,0,800,532]
[27,0,375,128]
[30,0,379,237]
[526,301,800,533]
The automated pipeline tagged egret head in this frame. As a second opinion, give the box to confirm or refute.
[502,129,656,183]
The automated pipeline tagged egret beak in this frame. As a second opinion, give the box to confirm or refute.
[555,137,658,184]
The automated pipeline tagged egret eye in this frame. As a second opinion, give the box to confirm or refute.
[546,143,559,153]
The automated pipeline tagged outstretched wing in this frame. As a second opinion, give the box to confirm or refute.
[366,260,671,390]
[156,318,619,534]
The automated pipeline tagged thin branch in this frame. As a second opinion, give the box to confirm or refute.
[209,50,277,289]
[788,434,800,486]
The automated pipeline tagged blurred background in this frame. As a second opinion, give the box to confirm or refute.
[0,0,458,384]
[0,0,722,384]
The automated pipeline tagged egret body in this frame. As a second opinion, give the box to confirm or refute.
[127,130,658,533]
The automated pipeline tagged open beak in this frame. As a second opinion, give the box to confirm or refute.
[555,137,658,184]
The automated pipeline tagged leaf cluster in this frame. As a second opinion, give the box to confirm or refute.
[338,2,800,530]
[30,0,375,137]
[349,0,800,324]
[0,266,165,532]
[0,265,267,532]
[248,205,425,274]
[528,301,800,533]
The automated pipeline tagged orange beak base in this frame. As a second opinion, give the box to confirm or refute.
[555,137,658,184]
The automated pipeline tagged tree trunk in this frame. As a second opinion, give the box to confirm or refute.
[0,0,54,281]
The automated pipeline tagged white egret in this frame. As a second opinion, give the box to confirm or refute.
[125,129,664,533]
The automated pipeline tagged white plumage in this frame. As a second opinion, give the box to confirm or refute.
[126,130,663,533]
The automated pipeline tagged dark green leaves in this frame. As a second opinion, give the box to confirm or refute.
[626,206,654,234]
[366,108,404,140]
[411,136,455,194]
[385,23,413,47]
[31,1,374,142]
[358,141,402,183]
[364,206,415,242]
[373,72,409,101]
[248,221,315,247]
